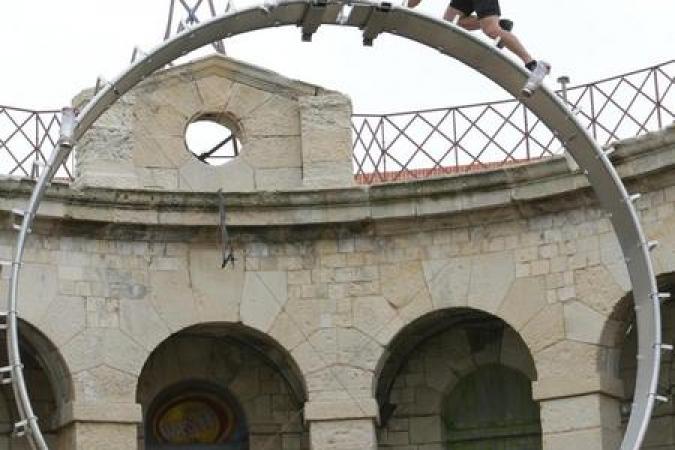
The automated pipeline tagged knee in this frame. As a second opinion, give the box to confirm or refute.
[444,11,459,22]
[482,24,501,39]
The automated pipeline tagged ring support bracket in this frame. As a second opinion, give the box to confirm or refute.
[362,2,392,46]
[300,0,329,41]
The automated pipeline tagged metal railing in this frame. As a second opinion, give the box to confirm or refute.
[0,106,72,180]
[0,61,672,184]
[353,60,674,184]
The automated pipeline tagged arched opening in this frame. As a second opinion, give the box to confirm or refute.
[0,321,72,448]
[615,272,675,448]
[136,323,308,450]
[443,365,542,449]
[375,308,541,449]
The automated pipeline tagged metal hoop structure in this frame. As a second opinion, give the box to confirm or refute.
[6,1,665,449]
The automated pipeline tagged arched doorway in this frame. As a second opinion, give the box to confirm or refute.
[137,323,308,450]
[375,308,541,449]
[618,273,675,448]
[0,321,71,449]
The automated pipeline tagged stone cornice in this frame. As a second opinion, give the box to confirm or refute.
[0,126,672,229]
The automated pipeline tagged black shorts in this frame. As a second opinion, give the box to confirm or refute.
[450,0,501,18]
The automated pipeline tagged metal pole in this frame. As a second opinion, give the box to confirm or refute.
[653,68,663,129]
[557,75,570,105]
[165,0,177,40]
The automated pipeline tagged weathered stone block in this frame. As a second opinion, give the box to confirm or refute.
[310,419,377,450]
[240,271,288,333]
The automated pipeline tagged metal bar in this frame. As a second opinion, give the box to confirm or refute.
[654,68,663,129]
[361,2,391,46]
[300,0,329,41]
[590,84,598,139]
[165,0,177,39]
[523,104,531,160]
[380,116,386,174]
[452,109,458,169]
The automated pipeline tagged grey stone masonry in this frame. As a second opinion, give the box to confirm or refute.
[0,63,673,450]
[72,55,354,193]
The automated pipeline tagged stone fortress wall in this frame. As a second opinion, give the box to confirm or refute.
[0,55,673,450]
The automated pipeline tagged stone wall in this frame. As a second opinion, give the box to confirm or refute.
[73,55,354,192]
[0,119,672,448]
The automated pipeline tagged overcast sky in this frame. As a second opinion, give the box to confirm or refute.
[1,0,673,113]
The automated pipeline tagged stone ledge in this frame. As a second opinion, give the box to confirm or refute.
[533,375,624,401]
[54,402,143,428]
[304,399,380,423]
[0,127,672,229]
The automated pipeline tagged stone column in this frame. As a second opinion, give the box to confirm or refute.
[299,93,356,189]
[54,402,141,450]
[305,399,379,450]
[534,377,623,450]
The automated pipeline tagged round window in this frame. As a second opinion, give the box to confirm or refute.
[185,114,242,166]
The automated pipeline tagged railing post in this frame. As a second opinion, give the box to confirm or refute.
[590,85,598,140]
[33,114,40,179]
[381,117,386,175]
[557,76,570,105]
[653,68,663,129]
[452,109,458,170]
[523,104,531,160]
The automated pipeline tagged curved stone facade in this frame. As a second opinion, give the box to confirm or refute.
[0,56,673,449]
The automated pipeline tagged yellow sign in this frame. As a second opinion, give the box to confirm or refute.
[154,394,235,444]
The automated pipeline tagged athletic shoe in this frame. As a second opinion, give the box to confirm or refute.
[499,19,513,31]
[522,60,552,97]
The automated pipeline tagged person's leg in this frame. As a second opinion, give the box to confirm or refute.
[445,0,480,30]
[479,15,532,64]
[445,6,480,30]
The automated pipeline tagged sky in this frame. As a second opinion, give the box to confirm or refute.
[0,0,673,114]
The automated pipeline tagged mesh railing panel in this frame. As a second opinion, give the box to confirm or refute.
[0,106,72,180]
[353,60,674,184]
[0,62,672,184]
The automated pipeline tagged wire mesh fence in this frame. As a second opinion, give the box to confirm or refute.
[353,60,674,184]
[1,61,672,184]
[0,106,72,180]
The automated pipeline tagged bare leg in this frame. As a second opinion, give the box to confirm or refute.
[443,6,481,30]
[479,15,532,64]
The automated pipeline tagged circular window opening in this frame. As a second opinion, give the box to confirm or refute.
[185,114,242,166]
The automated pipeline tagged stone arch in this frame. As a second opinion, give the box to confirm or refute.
[136,322,308,450]
[374,308,539,449]
[606,271,675,448]
[0,319,72,448]
[377,256,556,384]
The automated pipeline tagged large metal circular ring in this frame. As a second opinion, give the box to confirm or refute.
[7,2,660,449]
